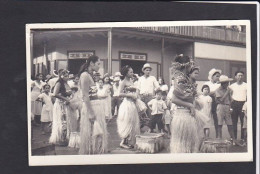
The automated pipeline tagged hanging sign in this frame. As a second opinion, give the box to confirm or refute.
[68,51,95,59]
[120,52,147,61]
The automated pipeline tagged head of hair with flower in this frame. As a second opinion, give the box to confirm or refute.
[171,54,195,74]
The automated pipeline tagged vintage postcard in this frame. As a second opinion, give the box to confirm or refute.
[26,20,253,166]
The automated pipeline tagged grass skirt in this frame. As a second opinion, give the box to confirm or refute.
[67,106,80,148]
[170,108,200,153]
[49,99,67,145]
[79,100,108,155]
[117,98,140,145]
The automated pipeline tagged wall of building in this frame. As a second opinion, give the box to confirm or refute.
[194,42,246,81]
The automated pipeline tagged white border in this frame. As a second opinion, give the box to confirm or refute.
[26,20,253,166]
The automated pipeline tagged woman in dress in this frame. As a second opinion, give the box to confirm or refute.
[204,68,222,138]
[36,84,53,135]
[49,69,72,146]
[78,55,108,154]
[170,54,200,153]
[31,73,45,125]
[117,65,140,149]
[103,74,113,121]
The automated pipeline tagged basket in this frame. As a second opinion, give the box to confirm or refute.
[199,139,231,153]
[135,133,164,153]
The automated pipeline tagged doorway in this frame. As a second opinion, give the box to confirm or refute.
[68,59,86,75]
[120,60,146,76]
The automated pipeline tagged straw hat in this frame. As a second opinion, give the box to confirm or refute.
[113,76,120,82]
[219,75,233,83]
[208,68,222,81]
[45,74,52,80]
[114,72,122,77]
[142,63,152,72]
[69,74,75,79]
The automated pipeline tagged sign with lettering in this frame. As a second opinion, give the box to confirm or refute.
[120,52,147,61]
[68,51,94,59]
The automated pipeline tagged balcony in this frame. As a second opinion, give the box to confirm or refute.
[134,26,246,44]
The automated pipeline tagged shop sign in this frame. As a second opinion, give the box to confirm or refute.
[68,51,94,59]
[120,52,147,61]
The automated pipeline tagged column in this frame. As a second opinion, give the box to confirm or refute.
[161,37,165,78]
[107,29,112,74]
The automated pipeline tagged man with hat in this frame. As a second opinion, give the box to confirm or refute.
[215,75,240,145]
[112,75,122,117]
[137,63,160,131]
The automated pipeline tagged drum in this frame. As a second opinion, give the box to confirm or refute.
[199,139,231,153]
[135,133,164,153]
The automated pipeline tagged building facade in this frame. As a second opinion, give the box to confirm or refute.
[31,26,246,85]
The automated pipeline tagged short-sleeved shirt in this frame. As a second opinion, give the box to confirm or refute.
[138,76,160,95]
[229,82,247,101]
[215,87,231,105]
[113,83,121,97]
[173,71,196,104]
[38,93,53,111]
[148,99,167,115]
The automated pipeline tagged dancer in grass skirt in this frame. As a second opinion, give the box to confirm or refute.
[78,55,108,154]
[49,69,71,146]
[170,54,200,153]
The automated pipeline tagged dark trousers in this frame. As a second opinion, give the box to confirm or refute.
[140,94,154,128]
[231,100,245,139]
[112,96,122,116]
[150,114,164,131]
[210,95,219,138]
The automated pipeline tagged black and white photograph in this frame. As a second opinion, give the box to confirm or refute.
[26,21,253,165]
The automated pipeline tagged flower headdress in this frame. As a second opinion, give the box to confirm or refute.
[171,54,194,73]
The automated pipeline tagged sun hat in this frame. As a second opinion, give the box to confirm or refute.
[113,76,120,82]
[69,74,75,79]
[208,68,222,81]
[142,63,152,72]
[45,74,52,80]
[114,72,122,77]
[219,75,233,83]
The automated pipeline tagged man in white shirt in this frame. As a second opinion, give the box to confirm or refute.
[137,63,160,130]
[229,71,247,140]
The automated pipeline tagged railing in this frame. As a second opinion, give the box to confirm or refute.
[135,26,246,44]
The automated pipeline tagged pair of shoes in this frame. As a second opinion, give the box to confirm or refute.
[120,143,130,149]
[127,144,134,149]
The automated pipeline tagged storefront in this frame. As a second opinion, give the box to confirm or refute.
[31,26,246,86]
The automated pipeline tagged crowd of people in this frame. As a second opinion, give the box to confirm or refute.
[31,54,248,154]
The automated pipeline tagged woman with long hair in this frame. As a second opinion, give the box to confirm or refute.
[78,55,108,154]
[49,69,71,146]
[31,73,45,125]
[170,54,200,153]
[117,65,140,149]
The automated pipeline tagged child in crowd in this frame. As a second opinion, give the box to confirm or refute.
[148,89,167,133]
[197,85,212,138]
[97,79,110,121]
[36,84,53,135]
[161,91,172,138]
[103,74,113,120]
[67,86,81,148]
[242,102,247,146]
